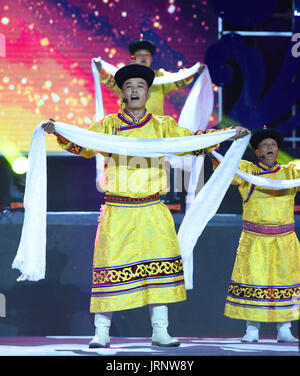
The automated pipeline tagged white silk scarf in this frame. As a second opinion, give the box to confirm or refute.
[94,58,201,86]
[13,125,247,282]
[212,151,300,189]
[13,125,300,287]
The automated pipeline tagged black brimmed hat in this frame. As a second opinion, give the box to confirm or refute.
[114,63,155,89]
[128,34,156,56]
[250,126,283,149]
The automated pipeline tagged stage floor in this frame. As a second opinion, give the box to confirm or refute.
[0,336,299,356]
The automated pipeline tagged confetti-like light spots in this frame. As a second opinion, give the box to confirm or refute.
[0,0,215,153]
[80,97,88,105]
[1,17,9,25]
[43,80,52,89]
[40,37,50,46]
[51,93,60,102]
[168,5,175,13]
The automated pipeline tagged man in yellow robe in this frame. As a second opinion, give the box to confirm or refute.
[42,63,248,348]
[211,127,300,343]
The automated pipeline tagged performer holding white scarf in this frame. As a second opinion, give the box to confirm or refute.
[91,35,214,282]
[91,34,214,198]
[13,62,250,349]
[209,126,300,343]
[92,34,211,123]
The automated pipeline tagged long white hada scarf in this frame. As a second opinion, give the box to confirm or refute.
[12,125,300,288]
[13,125,247,283]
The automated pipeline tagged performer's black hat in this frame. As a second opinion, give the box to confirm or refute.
[114,63,155,89]
[250,125,283,149]
[128,34,156,56]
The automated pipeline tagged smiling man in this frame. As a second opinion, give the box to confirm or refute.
[42,63,249,349]
[210,126,300,343]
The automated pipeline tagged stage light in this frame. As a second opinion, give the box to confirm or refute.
[12,157,28,175]
[0,140,28,174]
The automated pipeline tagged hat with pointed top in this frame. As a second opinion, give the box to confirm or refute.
[128,34,156,56]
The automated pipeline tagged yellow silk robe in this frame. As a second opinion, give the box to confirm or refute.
[99,68,194,115]
[56,110,219,313]
[224,160,300,322]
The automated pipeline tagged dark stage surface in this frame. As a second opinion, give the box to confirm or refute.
[0,336,299,357]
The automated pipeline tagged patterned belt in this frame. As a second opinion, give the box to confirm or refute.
[104,193,161,207]
[243,221,295,236]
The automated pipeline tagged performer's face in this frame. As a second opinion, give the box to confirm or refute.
[121,77,150,111]
[134,49,153,67]
[255,137,279,165]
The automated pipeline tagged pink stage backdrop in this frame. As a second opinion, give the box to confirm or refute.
[0,0,218,152]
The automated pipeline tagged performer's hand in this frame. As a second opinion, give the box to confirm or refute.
[234,126,250,139]
[42,119,56,134]
[93,57,102,71]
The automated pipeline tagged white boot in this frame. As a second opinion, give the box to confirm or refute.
[149,304,180,347]
[89,312,112,348]
[277,322,299,343]
[241,321,260,342]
